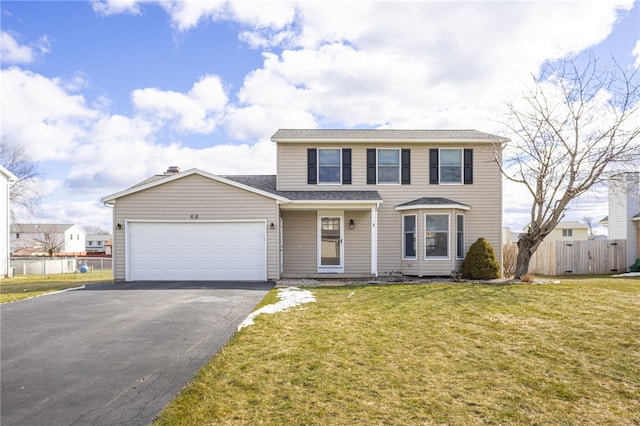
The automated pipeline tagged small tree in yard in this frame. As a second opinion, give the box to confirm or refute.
[462,238,501,280]
[498,52,640,278]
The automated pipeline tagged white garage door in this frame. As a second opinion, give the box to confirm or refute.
[127,221,266,281]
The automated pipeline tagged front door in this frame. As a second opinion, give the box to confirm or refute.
[318,212,344,273]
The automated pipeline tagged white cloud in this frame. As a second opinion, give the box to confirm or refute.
[1,68,96,161]
[132,75,228,133]
[1,31,50,64]
[91,0,142,16]
[633,40,640,69]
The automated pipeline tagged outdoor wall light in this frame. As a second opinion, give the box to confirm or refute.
[270,222,275,230]
[116,223,122,230]
[349,219,355,229]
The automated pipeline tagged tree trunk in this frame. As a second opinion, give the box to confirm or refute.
[515,237,535,278]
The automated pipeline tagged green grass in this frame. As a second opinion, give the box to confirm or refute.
[154,276,640,425]
[0,271,112,303]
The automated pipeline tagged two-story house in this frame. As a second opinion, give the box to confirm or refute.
[86,234,113,253]
[101,129,506,282]
[11,224,87,256]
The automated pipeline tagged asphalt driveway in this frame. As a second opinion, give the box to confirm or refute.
[0,280,274,426]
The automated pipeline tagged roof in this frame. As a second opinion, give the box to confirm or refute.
[272,129,508,143]
[555,221,589,229]
[395,197,471,211]
[224,175,381,202]
[10,224,85,234]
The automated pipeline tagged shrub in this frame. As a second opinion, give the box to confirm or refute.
[462,238,501,280]
[502,243,518,278]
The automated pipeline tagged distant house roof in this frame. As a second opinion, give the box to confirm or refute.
[10,224,85,234]
[555,221,589,229]
[272,129,508,143]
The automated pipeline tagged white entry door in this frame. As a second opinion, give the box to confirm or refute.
[317,212,344,273]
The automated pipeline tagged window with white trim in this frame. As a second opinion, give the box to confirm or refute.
[377,149,400,184]
[403,214,417,259]
[562,229,573,237]
[440,149,463,184]
[456,214,465,259]
[425,214,449,258]
[318,148,341,184]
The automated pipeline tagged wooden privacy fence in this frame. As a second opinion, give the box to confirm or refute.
[528,239,627,276]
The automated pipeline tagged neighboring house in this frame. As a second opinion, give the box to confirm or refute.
[502,227,521,244]
[101,129,507,282]
[86,234,112,253]
[1,165,18,277]
[601,172,639,270]
[10,224,87,256]
[543,221,590,242]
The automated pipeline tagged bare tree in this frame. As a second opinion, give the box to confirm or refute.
[0,142,42,220]
[583,216,596,236]
[83,226,111,235]
[498,52,639,278]
[32,225,65,257]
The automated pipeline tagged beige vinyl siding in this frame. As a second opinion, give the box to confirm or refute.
[281,210,316,275]
[112,174,280,281]
[277,143,502,276]
[343,210,371,274]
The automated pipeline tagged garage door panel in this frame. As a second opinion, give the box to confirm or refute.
[128,222,266,281]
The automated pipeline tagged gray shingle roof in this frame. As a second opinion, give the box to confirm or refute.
[272,129,508,142]
[224,175,381,201]
[396,197,470,208]
[10,224,80,233]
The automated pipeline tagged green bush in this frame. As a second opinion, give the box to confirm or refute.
[462,238,501,280]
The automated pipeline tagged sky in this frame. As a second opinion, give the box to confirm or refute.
[1,0,639,234]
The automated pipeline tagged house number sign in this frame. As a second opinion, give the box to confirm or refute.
[190,214,199,219]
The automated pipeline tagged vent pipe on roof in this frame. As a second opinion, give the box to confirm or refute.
[165,166,180,174]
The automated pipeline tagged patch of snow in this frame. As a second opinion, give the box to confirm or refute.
[612,272,640,277]
[237,286,316,330]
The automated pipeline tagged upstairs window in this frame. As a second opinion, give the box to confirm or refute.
[367,148,411,185]
[562,229,573,237]
[430,148,473,185]
[377,149,400,184]
[318,149,341,184]
[308,148,351,185]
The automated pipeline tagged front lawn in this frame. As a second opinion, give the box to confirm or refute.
[155,277,640,425]
[0,272,112,303]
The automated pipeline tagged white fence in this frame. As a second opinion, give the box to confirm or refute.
[528,240,627,276]
[10,257,112,276]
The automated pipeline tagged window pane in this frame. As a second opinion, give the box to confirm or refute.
[378,149,399,166]
[440,149,462,183]
[456,215,464,258]
[377,149,400,183]
[404,215,416,258]
[426,214,449,257]
[318,149,341,183]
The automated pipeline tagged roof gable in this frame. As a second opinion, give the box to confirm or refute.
[101,169,287,205]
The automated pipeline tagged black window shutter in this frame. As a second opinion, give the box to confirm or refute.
[366,149,376,184]
[342,149,352,184]
[401,149,411,184]
[307,148,317,185]
[429,149,439,184]
[464,149,473,184]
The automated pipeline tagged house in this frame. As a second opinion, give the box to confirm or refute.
[542,221,590,242]
[10,224,87,256]
[86,234,112,253]
[101,129,506,282]
[1,165,18,277]
[601,172,639,270]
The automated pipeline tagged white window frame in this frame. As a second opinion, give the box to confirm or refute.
[425,213,450,259]
[562,229,573,237]
[439,148,463,185]
[377,148,400,185]
[456,214,465,260]
[402,214,417,260]
[317,148,342,185]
